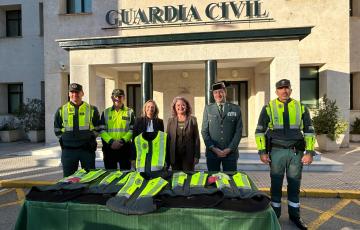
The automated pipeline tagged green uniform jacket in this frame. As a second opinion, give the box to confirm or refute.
[54,101,100,149]
[201,102,243,159]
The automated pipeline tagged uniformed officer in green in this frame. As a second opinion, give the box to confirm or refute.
[99,89,135,170]
[255,79,315,230]
[54,83,100,177]
[201,81,243,171]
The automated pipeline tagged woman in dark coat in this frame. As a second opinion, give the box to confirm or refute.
[133,100,164,139]
[167,96,200,171]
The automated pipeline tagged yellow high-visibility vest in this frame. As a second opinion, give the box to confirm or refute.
[60,102,95,132]
[135,131,167,172]
[100,106,133,143]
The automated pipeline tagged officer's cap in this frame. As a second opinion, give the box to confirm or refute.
[211,81,227,91]
[112,89,125,97]
[69,83,83,92]
[275,79,291,89]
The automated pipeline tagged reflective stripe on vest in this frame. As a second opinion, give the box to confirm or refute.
[135,131,167,172]
[232,172,251,189]
[190,172,208,187]
[116,172,132,185]
[61,102,93,132]
[172,171,188,189]
[255,133,266,151]
[104,107,132,136]
[212,172,231,189]
[138,177,168,198]
[80,169,106,183]
[267,99,303,130]
[117,172,144,198]
[98,171,123,186]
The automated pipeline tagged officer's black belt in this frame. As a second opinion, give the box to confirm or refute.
[271,144,296,149]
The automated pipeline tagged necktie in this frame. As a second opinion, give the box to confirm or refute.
[219,104,223,117]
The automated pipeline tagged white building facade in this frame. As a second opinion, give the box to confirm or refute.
[1,0,360,149]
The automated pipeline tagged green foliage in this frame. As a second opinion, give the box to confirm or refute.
[350,117,360,134]
[312,95,348,141]
[17,98,45,132]
[0,117,20,131]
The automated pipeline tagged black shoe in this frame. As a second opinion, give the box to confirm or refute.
[289,216,308,230]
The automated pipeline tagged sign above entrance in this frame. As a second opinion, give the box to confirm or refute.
[104,1,274,30]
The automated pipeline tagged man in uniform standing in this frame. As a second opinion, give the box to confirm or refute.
[201,81,243,172]
[54,83,100,177]
[99,89,135,170]
[255,79,315,230]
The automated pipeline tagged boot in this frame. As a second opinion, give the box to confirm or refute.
[289,216,308,230]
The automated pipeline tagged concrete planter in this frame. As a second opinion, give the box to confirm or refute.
[350,134,360,142]
[316,134,345,152]
[27,130,45,142]
[0,129,23,142]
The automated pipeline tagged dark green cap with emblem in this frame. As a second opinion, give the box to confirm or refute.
[69,83,83,92]
[112,89,125,97]
[275,79,291,89]
[211,81,228,91]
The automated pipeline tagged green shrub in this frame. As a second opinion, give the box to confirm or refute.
[17,98,45,132]
[312,95,348,141]
[350,117,360,134]
[0,117,20,131]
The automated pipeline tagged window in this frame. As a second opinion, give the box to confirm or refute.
[66,0,92,14]
[351,0,360,16]
[6,10,21,37]
[8,84,23,114]
[300,67,319,108]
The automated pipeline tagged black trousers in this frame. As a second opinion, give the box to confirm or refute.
[102,143,131,170]
[206,157,237,172]
[61,148,96,177]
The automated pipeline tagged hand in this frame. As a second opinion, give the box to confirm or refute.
[194,158,199,165]
[111,141,123,150]
[222,148,232,156]
[212,147,226,158]
[260,154,271,164]
[301,154,313,165]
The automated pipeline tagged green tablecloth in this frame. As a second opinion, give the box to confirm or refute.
[15,200,280,230]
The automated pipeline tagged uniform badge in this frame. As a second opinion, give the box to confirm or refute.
[278,104,283,109]
[135,178,142,185]
[142,143,148,149]
[227,112,237,117]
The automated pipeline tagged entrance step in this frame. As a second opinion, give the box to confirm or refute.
[9,145,343,172]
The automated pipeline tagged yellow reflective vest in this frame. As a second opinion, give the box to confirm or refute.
[134,131,167,172]
[100,106,134,143]
[255,99,315,152]
[60,101,95,132]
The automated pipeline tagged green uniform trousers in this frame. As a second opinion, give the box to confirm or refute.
[61,148,96,177]
[270,147,303,218]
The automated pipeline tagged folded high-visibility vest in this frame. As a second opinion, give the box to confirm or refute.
[88,170,124,194]
[106,175,168,215]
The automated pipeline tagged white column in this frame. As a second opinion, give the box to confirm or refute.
[70,65,97,105]
[269,56,300,100]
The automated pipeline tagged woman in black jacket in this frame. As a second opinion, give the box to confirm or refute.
[133,99,164,139]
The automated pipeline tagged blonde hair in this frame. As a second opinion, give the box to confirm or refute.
[142,100,159,118]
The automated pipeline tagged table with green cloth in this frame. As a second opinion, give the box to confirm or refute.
[15,201,280,230]
[14,170,280,230]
